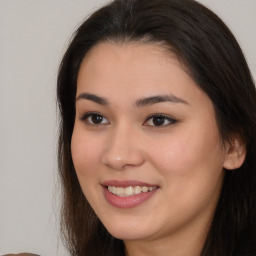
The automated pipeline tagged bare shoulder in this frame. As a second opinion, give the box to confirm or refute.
[3,254,40,256]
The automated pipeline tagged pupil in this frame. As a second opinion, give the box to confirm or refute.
[153,116,165,126]
[92,114,103,124]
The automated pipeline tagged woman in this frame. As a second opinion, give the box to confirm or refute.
[57,0,256,255]
[2,254,39,256]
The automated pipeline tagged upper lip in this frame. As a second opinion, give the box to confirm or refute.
[101,180,159,187]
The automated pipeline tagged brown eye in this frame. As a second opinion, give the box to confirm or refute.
[152,116,165,126]
[91,114,104,124]
[81,113,109,125]
[144,114,176,127]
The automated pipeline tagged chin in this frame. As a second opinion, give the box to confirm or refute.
[102,218,155,241]
[109,228,149,241]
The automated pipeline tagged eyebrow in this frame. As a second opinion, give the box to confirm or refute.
[135,94,188,107]
[76,93,109,105]
[76,92,188,106]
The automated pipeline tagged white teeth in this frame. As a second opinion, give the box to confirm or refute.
[107,185,157,197]
[134,186,142,194]
[142,186,148,192]
[124,186,134,196]
[116,187,124,195]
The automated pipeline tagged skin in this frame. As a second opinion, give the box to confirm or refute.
[3,254,39,256]
[71,42,245,256]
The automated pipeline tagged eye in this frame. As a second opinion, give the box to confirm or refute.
[80,112,109,125]
[144,114,176,127]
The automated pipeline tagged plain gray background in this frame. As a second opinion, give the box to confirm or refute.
[0,0,255,255]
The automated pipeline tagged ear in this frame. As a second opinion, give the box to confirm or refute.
[223,135,246,170]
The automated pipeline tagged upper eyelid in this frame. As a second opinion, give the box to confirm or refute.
[80,111,103,119]
[79,112,174,118]
[145,113,176,120]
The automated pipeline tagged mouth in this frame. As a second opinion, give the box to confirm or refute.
[101,180,159,208]
[107,185,158,197]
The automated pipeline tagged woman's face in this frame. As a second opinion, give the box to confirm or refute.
[71,42,227,246]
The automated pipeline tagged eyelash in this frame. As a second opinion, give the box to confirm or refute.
[144,113,177,127]
[80,112,109,126]
[80,112,177,127]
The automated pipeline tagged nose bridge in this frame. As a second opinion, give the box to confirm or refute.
[101,122,144,170]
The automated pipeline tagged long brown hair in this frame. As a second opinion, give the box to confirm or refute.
[57,0,256,255]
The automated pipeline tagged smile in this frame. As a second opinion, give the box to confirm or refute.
[101,181,159,208]
[107,185,157,197]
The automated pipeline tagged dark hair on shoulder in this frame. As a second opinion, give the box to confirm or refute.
[57,0,256,255]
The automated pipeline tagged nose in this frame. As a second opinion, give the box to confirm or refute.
[101,125,145,170]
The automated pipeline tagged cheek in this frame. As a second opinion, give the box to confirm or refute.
[146,127,225,223]
[71,128,105,211]
[146,121,225,183]
[71,128,102,181]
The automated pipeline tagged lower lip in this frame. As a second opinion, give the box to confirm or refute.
[102,186,158,208]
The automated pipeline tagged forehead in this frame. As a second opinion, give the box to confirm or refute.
[83,40,173,62]
[78,42,186,89]
[78,41,175,78]
[76,41,210,108]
